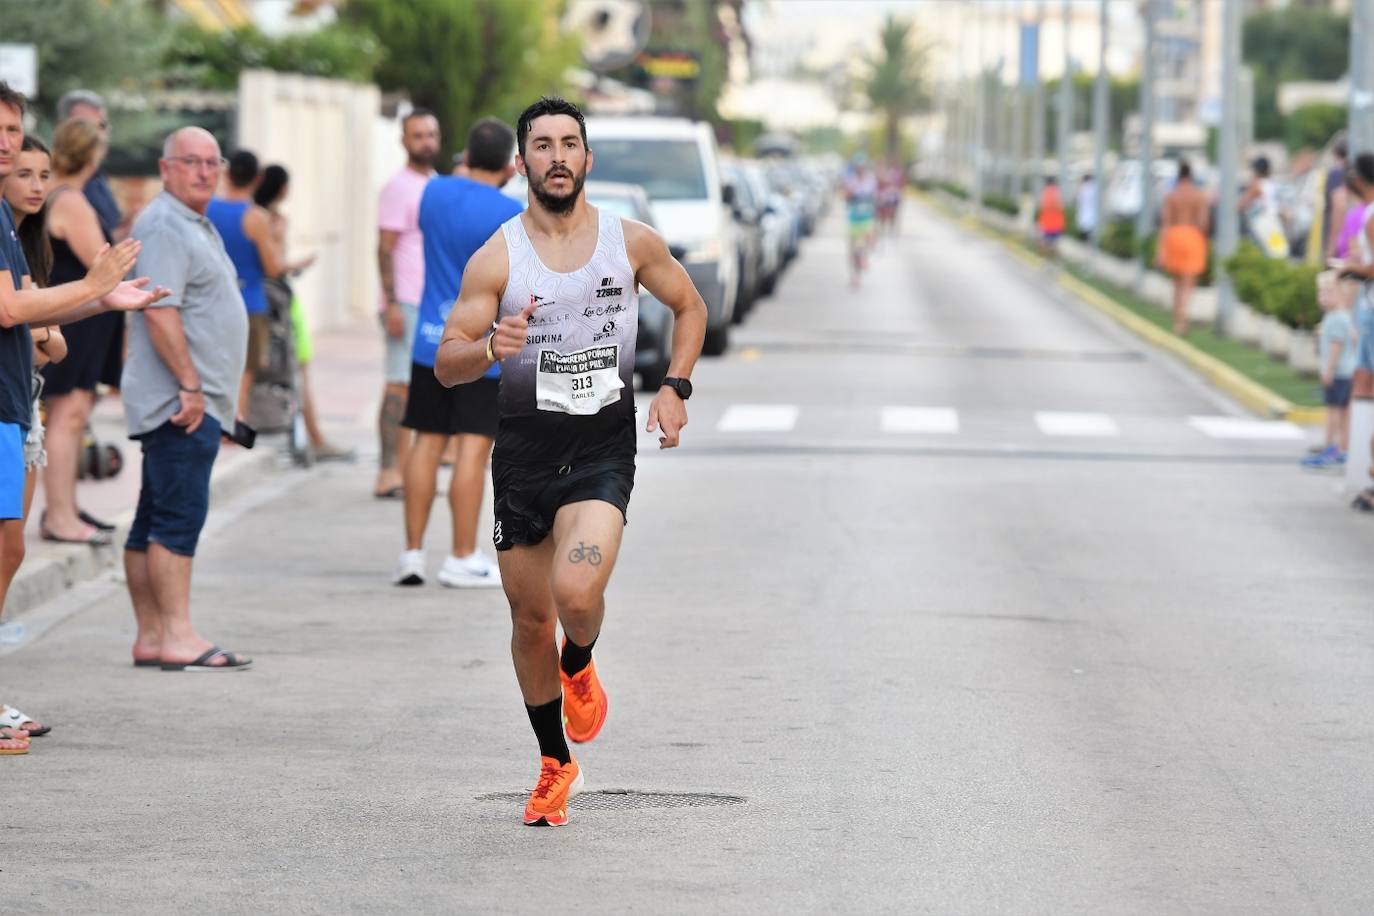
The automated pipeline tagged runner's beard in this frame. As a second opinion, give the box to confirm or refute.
[530,166,586,215]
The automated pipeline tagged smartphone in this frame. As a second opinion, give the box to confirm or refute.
[221,419,257,449]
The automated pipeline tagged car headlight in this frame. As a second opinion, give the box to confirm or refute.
[683,239,721,263]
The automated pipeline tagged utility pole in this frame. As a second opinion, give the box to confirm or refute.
[973,0,986,213]
[1351,0,1374,153]
[1058,0,1072,193]
[1031,1,1047,209]
[1214,0,1241,335]
[1135,0,1158,289]
[1090,0,1108,252]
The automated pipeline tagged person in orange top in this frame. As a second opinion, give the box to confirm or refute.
[1157,160,1211,336]
[1037,177,1066,258]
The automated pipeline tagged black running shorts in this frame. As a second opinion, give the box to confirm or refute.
[401,363,499,438]
[491,454,635,551]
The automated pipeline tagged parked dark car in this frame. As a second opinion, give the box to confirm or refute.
[721,160,766,323]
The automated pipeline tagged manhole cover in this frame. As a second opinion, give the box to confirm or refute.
[476,790,745,811]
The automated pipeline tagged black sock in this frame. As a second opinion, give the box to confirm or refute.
[560,635,597,677]
[525,696,571,765]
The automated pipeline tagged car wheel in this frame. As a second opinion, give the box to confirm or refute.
[702,323,730,356]
[639,359,668,391]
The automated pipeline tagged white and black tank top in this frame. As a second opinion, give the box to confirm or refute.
[494,208,639,464]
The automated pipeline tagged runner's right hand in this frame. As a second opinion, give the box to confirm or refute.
[491,299,538,360]
[86,240,141,296]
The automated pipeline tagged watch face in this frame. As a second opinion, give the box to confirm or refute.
[675,378,693,399]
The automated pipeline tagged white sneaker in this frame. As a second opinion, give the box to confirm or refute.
[437,551,503,589]
[394,549,426,586]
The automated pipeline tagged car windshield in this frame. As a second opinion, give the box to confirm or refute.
[590,139,707,201]
[588,195,640,221]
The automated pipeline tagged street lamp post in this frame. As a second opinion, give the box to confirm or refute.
[1351,0,1374,152]
[1058,0,1072,193]
[973,0,986,213]
[1134,0,1157,290]
[1090,0,1108,254]
[1214,0,1242,336]
[1031,1,1047,211]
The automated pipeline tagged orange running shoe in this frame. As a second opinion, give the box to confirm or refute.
[523,756,584,827]
[561,652,609,744]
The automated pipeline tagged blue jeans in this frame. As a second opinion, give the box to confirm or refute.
[125,416,221,557]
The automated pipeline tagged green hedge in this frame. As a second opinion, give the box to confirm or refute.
[1223,242,1322,330]
[983,193,1019,216]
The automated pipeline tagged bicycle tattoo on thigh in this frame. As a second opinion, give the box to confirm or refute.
[568,541,602,566]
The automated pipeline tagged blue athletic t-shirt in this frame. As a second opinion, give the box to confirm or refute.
[412,177,523,374]
[0,201,34,429]
[206,198,269,315]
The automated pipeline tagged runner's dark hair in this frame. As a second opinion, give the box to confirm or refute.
[402,107,436,129]
[227,149,259,189]
[1177,159,1191,181]
[466,117,515,172]
[254,164,289,208]
[516,97,587,158]
[14,136,52,287]
[0,80,25,117]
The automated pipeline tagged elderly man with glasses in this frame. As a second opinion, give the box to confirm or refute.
[120,126,252,672]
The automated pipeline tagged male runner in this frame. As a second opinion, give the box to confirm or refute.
[434,97,707,826]
[1157,160,1210,336]
[844,155,877,288]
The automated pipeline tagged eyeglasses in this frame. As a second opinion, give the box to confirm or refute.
[166,155,227,171]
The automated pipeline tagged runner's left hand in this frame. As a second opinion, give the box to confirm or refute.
[646,389,687,449]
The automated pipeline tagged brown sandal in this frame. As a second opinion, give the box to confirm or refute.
[0,726,30,756]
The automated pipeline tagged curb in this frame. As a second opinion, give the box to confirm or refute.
[3,447,279,622]
[921,194,1325,426]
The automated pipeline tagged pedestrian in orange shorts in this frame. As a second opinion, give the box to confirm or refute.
[1037,177,1066,259]
[1158,160,1211,336]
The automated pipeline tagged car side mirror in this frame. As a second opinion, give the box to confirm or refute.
[669,244,687,261]
[722,183,736,207]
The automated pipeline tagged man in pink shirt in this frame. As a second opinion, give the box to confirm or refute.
[374,109,439,499]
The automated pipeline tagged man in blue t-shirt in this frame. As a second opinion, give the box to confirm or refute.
[394,118,522,589]
[0,81,168,618]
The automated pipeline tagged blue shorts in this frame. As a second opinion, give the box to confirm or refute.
[126,416,222,557]
[1357,302,1374,373]
[0,422,24,521]
[1325,377,1354,407]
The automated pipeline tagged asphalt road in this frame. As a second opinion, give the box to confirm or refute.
[5,201,1372,915]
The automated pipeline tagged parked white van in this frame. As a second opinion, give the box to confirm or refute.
[583,116,739,355]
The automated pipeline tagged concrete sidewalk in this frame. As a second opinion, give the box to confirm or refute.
[2,319,384,624]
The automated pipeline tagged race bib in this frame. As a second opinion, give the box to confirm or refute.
[536,345,623,415]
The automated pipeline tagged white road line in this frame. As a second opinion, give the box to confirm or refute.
[881,406,960,434]
[1187,416,1307,440]
[1034,411,1121,437]
[717,405,800,433]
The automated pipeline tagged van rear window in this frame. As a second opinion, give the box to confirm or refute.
[588,139,708,201]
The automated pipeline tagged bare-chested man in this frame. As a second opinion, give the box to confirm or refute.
[1157,160,1211,336]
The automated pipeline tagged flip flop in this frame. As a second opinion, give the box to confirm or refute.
[161,647,253,672]
[78,510,116,532]
[133,658,162,668]
[39,512,112,547]
[1,705,50,737]
[0,726,28,756]
[373,486,404,500]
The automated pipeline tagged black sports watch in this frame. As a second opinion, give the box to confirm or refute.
[661,377,693,400]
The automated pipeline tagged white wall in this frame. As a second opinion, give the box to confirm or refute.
[236,69,381,331]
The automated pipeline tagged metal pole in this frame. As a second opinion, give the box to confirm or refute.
[1350,0,1374,153]
[973,0,986,212]
[1011,4,1027,205]
[1135,0,1158,287]
[1058,0,1072,192]
[1031,1,1047,210]
[1214,0,1241,335]
[1090,0,1108,252]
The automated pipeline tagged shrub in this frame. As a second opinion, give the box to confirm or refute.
[1100,219,1137,259]
[1224,242,1322,329]
[983,193,1019,216]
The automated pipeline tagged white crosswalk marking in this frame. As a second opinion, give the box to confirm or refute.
[717,404,800,433]
[1187,416,1307,440]
[881,406,960,434]
[1034,411,1121,437]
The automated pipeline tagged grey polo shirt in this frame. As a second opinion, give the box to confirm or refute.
[122,191,248,437]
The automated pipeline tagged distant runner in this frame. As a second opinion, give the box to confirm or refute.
[844,155,878,287]
[1157,160,1211,336]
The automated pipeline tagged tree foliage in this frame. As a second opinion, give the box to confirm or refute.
[342,0,580,163]
[861,15,928,163]
[1243,8,1348,142]
[161,22,382,90]
[0,0,169,117]
[1284,103,1347,153]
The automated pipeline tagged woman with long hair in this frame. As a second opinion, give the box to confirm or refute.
[0,135,68,750]
[39,118,123,547]
[253,163,352,461]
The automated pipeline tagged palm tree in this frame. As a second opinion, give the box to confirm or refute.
[861,15,929,164]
